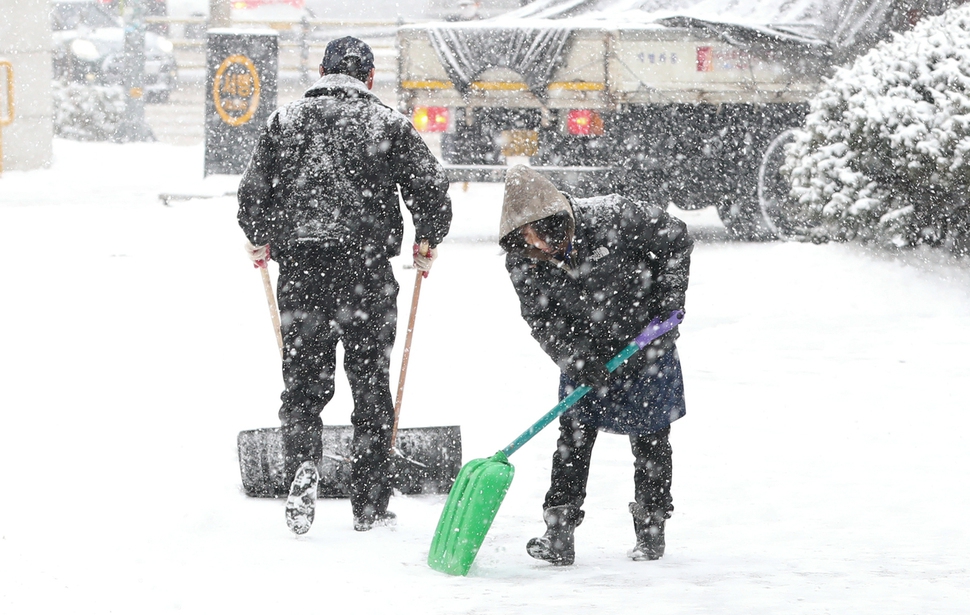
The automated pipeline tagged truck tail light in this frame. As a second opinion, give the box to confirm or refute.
[566,109,604,136]
[412,106,450,133]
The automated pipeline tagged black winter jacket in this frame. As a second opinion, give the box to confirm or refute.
[237,74,452,258]
[505,194,692,376]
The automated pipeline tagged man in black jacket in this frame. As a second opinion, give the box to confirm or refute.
[238,37,452,534]
[499,165,692,564]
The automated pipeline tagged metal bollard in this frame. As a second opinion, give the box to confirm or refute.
[0,59,14,177]
[114,0,154,142]
[299,16,310,86]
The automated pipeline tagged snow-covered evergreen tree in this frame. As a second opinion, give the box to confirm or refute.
[785,5,970,254]
[53,80,127,142]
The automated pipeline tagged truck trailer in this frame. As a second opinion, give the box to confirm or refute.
[398,0,955,239]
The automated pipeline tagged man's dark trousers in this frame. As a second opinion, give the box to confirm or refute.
[276,245,399,520]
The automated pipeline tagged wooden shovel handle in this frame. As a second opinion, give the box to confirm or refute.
[260,265,284,358]
[391,240,428,447]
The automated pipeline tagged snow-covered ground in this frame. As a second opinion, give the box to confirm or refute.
[1,140,969,613]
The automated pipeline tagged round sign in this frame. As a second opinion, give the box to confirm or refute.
[213,54,261,127]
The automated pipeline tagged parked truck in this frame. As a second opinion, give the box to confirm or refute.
[398,0,955,239]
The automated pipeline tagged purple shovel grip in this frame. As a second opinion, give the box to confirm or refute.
[634,310,685,348]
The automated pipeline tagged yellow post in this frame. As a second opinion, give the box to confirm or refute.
[0,60,14,176]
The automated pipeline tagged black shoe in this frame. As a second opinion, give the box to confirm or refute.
[354,510,397,532]
[526,505,583,566]
[285,461,319,535]
[629,502,666,561]
[527,535,574,566]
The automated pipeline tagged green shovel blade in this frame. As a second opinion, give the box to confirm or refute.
[427,451,514,576]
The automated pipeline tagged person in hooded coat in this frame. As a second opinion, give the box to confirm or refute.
[237,37,452,534]
[499,165,692,564]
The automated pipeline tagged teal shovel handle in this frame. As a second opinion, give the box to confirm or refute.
[500,310,685,457]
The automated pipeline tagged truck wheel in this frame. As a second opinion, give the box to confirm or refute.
[715,197,774,241]
[712,132,777,241]
[758,129,818,240]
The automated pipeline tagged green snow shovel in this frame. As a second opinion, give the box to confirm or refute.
[427,310,685,576]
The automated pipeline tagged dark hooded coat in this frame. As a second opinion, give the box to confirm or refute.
[237,74,452,257]
[234,74,452,515]
[504,187,692,434]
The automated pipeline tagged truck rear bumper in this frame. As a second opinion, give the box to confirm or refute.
[444,164,615,195]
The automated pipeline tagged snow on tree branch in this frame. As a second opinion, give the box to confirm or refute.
[785,4,970,255]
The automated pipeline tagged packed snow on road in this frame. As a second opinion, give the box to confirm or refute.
[1,139,969,613]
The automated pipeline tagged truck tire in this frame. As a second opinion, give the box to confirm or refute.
[715,197,775,241]
[758,129,819,240]
[711,129,776,241]
[715,150,776,241]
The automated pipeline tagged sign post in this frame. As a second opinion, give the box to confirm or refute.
[114,0,154,142]
[205,29,278,176]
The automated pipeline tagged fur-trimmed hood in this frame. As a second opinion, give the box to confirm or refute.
[499,165,575,247]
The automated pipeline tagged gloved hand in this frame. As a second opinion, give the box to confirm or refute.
[413,241,437,278]
[565,355,611,388]
[245,241,270,268]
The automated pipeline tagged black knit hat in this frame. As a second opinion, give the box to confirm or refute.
[321,36,375,73]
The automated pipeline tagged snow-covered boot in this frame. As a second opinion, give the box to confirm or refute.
[628,502,666,561]
[353,509,397,532]
[526,505,584,566]
[285,460,319,535]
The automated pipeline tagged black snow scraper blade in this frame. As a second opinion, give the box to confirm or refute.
[237,425,462,498]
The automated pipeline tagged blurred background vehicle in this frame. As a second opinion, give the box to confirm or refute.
[398,0,959,241]
[51,0,178,103]
[93,0,168,33]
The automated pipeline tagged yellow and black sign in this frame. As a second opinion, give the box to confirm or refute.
[205,31,278,176]
[213,54,261,127]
